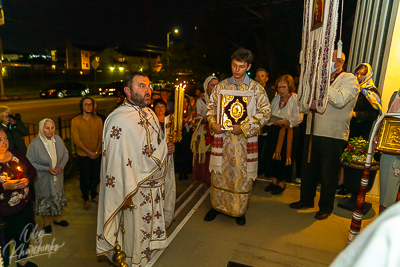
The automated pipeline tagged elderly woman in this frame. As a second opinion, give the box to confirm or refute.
[191,76,219,185]
[337,63,383,195]
[351,63,382,139]
[26,118,69,234]
[263,75,303,195]
[0,129,37,267]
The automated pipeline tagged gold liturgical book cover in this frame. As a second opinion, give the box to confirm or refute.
[220,94,250,130]
[376,116,400,155]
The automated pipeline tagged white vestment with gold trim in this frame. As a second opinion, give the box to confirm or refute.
[96,102,175,267]
[207,77,270,217]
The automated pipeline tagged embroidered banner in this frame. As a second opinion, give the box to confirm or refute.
[298,0,340,113]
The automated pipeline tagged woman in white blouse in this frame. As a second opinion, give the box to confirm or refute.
[263,75,303,195]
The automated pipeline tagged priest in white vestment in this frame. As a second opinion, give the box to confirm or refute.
[96,72,176,267]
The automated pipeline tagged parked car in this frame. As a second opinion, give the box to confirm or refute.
[99,81,125,97]
[40,82,89,99]
[151,82,174,93]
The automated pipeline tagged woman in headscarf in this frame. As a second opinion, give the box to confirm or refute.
[351,63,382,139]
[191,76,219,185]
[26,118,69,234]
[337,63,382,195]
[174,94,194,181]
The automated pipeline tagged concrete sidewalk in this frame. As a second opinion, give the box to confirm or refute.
[18,176,379,267]
[154,179,379,267]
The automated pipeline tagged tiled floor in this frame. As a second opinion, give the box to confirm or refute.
[7,176,380,267]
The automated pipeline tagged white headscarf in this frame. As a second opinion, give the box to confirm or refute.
[39,118,57,181]
[203,75,218,105]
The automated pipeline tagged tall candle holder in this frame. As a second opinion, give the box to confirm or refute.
[167,84,186,143]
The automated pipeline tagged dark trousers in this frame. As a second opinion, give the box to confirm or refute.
[78,155,101,201]
[1,205,33,266]
[258,135,267,175]
[300,135,345,213]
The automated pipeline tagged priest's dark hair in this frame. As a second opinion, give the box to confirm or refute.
[125,72,148,89]
[231,47,254,65]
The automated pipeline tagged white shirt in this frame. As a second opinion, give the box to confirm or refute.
[306,72,360,140]
[268,93,303,128]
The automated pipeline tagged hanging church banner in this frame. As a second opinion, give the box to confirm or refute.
[298,0,340,113]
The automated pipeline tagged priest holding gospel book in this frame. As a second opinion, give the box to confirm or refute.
[204,47,271,226]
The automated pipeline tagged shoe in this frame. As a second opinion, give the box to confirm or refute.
[84,201,91,210]
[271,185,286,195]
[289,201,314,209]
[235,216,246,226]
[53,220,69,227]
[336,184,348,196]
[204,208,220,222]
[314,211,331,220]
[17,261,38,267]
[183,174,188,180]
[91,197,99,204]
[44,225,52,233]
[264,182,276,192]
[295,177,301,184]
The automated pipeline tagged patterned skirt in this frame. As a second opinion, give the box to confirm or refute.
[35,190,67,216]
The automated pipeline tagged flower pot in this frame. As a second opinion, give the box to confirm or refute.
[337,161,379,215]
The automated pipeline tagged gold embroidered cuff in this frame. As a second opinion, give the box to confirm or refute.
[240,124,248,138]
[252,115,263,129]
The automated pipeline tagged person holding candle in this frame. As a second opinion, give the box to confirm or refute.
[204,47,271,225]
[191,76,219,185]
[174,94,194,181]
[0,129,38,267]
[26,118,69,234]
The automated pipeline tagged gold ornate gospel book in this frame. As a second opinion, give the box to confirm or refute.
[219,94,250,130]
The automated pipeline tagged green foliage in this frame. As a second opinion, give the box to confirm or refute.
[340,136,374,163]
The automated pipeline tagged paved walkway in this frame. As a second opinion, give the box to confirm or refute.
[13,176,379,267]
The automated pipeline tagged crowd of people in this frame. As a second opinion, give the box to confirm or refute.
[0,46,398,267]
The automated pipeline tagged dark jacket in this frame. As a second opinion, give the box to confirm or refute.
[0,120,29,155]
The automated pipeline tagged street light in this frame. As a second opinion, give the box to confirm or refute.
[110,66,115,81]
[167,29,179,81]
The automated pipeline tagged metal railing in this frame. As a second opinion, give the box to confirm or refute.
[23,108,112,158]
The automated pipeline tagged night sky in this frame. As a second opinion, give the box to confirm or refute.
[0,0,205,53]
[0,0,357,80]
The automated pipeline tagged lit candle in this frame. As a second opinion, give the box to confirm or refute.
[177,85,184,130]
[174,86,179,131]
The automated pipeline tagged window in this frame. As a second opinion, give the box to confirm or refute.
[118,57,125,62]
[86,63,89,67]
[85,53,88,57]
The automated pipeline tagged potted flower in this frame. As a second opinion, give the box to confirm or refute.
[340,136,379,167]
[338,136,380,214]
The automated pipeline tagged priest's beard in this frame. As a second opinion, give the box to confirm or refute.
[129,88,151,107]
